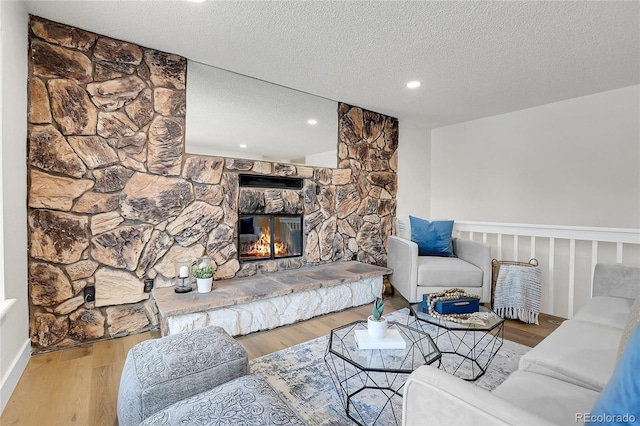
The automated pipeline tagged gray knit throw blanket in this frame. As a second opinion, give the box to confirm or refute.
[494,264,542,325]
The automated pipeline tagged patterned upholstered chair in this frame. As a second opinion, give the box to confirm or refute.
[117,326,306,426]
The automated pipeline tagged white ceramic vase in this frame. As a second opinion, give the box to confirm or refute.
[367,315,388,338]
[196,277,213,293]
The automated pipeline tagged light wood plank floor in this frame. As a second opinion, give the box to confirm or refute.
[1,292,563,426]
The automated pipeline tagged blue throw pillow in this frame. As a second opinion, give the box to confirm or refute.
[409,216,454,257]
[588,323,640,425]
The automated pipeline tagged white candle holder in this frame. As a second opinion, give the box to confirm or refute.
[174,258,193,293]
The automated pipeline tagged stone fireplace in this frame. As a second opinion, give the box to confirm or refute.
[238,214,303,262]
[26,16,399,353]
[237,174,305,262]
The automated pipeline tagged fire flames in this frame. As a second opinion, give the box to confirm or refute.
[246,228,288,257]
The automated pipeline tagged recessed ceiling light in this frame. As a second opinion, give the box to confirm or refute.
[188,0,206,3]
[406,81,421,89]
[239,144,247,148]
[307,119,318,125]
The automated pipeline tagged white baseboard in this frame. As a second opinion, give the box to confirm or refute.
[0,338,30,414]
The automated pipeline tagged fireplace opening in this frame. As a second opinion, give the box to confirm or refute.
[239,214,303,262]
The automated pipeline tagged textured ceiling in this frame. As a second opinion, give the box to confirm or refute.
[23,0,640,130]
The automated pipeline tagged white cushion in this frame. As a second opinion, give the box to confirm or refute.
[493,370,600,425]
[518,320,622,392]
[572,296,633,329]
[403,366,554,426]
[417,256,483,288]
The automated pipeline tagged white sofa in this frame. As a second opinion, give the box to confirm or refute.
[388,219,492,304]
[402,263,640,425]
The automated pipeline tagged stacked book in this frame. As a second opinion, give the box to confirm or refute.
[354,329,406,350]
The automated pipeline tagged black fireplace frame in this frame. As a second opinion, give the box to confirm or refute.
[238,213,303,262]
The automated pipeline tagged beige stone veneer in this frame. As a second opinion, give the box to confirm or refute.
[26,17,398,353]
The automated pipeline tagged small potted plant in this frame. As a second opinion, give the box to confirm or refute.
[367,297,387,338]
[193,257,216,293]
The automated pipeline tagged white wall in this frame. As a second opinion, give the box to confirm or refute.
[396,120,431,220]
[0,0,30,413]
[431,85,640,229]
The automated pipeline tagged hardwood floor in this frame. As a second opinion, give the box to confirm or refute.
[1,292,563,426]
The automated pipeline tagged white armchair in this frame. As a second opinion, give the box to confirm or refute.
[387,219,492,304]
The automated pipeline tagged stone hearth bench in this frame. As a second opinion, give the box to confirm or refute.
[153,261,390,336]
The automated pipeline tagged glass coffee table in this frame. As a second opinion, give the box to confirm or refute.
[324,320,441,426]
[408,304,504,381]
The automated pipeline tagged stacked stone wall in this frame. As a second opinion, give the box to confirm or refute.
[26,17,398,353]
